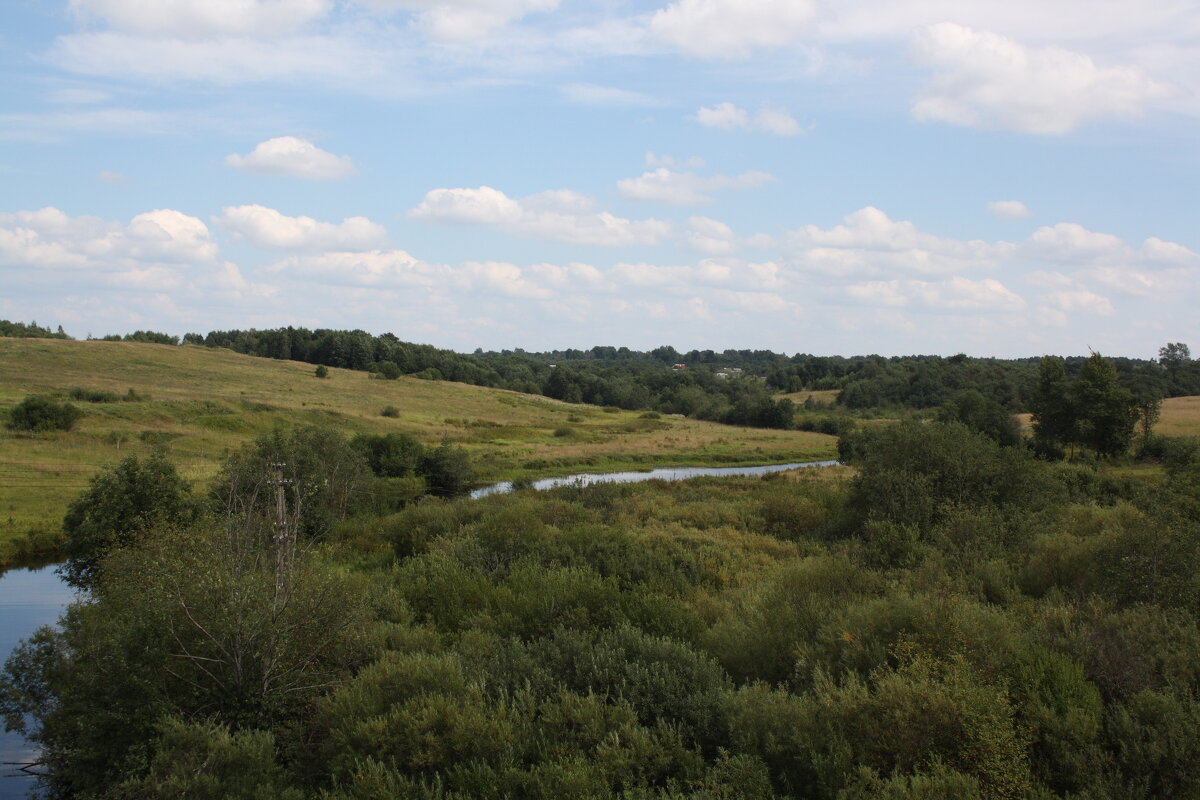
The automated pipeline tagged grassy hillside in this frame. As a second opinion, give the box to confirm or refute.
[0,339,835,560]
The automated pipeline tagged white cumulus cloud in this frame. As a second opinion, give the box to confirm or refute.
[987,200,1032,219]
[269,249,446,287]
[0,207,219,269]
[1023,222,1134,264]
[352,0,559,41]
[216,205,388,251]
[409,186,671,246]
[649,0,819,59]
[694,102,806,135]
[846,277,1027,313]
[786,206,1010,277]
[911,23,1173,134]
[0,207,267,297]
[51,31,384,86]
[562,83,659,107]
[617,167,776,205]
[683,216,739,255]
[226,137,356,180]
[68,0,331,39]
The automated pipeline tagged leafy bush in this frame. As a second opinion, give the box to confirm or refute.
[376,360,402,380]
[315,364,329,378]
[419,439,475,498]
[62,452,199,588]
[110,717,303,800]
[353,432,424,478]
[841,421,1056,535]
[380,405,400,417]
[7,395,82,432]
[69,387,121,403]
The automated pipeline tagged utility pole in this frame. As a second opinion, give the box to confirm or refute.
[269,462,294,596]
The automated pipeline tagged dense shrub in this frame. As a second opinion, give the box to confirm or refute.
[62,452,200,588]
[7,395,83,432]
[353,432,424,478]
[68,387,121,403]
[841,421,1056,535]
[420,440,475,498]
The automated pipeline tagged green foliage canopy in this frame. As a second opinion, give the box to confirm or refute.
[62,451,199,588]
[7,395,82,432]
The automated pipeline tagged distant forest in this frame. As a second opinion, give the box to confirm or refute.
[5,321,1198,429]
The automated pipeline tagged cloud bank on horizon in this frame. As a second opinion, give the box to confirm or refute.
[0,0,1197,357]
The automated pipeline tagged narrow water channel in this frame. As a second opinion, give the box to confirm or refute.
[0,562,76,798]
[470,459,839,498]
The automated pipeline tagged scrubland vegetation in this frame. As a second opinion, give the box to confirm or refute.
[2,414,1199,798]
[2,325,1199,798]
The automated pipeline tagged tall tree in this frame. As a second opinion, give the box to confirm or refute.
[1029,356,1075,455]
[1072,352,1138,458]
[1158,342,1191,369]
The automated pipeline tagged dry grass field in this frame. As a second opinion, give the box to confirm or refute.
[1156,395,1200,437]
[778,389,840,406]
[0,339,836,558]
[1015,396,1200,438]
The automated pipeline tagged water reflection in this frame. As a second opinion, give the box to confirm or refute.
[471,459,839,499]
[0,564,76,797]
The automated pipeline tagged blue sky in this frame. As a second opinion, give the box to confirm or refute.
[1,0,1197,358]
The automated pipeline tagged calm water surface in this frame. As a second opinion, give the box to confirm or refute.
[471,459,839,498]
[0,563,76,798]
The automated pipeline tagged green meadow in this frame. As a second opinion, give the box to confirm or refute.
[0,338,835,560]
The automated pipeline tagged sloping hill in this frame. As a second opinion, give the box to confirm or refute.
[0,339,836,559]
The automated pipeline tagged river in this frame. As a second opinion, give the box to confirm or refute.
[0,561,76,797]
[470,459,840,498]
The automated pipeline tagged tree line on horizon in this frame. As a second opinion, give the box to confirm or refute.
[3,320,1198,432]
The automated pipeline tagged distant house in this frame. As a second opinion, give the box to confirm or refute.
[671,363,687,370]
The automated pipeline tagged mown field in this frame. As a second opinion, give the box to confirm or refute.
[0,339,835,559]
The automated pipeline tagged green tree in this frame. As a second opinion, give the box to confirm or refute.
[1029,356,1074,456]
[62,452,199,588]
[1158,342,1191,369]
[214,427,371,540]
[1072,352,1138,458]
[1,520,370,798]
[936,389,1021,446]
[314,364,329,378]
